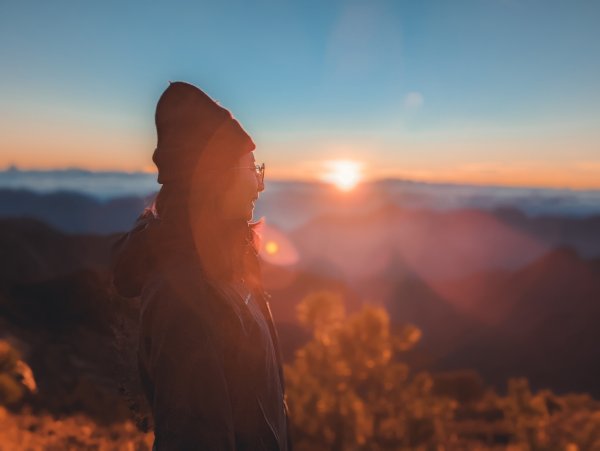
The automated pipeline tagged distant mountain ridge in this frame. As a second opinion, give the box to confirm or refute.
[0,167,158,199]
[2,187,600,259]
[2,168,600,220]
[0,217,599,398]
[0,217,116,284]
[0,189,151,234]
[289,204,600,280]
[431,247,600,397]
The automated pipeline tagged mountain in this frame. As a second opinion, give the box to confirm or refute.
[1,212,599,401]
[0,218,116,285]
[289,205,551,281]
[432,248,600,397]
[0,167,157,200]
[0,189,150,234]
[386,271,482,370]
[0,218,133,420]
[1,187,600,270]
[3,169,600,219]
[261,260,356,361]
[493,207,600,258]
[0,267,137,422]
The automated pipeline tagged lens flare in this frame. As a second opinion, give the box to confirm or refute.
[258,224,299,266]
[265,241,279,255]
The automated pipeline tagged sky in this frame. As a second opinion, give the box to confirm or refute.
[1,0,599,188]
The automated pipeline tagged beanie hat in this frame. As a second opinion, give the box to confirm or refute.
[152,81,255,184]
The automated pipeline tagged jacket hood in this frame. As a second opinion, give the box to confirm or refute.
[112,212,197,299]
[111,212,160,298]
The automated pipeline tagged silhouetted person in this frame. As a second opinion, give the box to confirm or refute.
[112,81,291,450]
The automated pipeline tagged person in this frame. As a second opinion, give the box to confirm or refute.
[111,81,291,450]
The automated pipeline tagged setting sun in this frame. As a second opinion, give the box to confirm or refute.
[321,160,363,191]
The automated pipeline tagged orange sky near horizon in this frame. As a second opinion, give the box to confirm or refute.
[2,110,599,190]
[1,157,599,192]
[2,1,600,192]
[3,153,600,191]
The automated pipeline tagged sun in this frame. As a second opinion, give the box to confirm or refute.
[321,160,363,191]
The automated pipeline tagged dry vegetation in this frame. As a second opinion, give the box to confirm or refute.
[0,338,151,450]
[284,292,600,451]
[1,291,600,450]
[0,407,153,451]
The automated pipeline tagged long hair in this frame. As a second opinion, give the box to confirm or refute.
[149,166,263,291]
[111,164,263,432]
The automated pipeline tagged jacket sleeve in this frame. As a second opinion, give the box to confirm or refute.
[139,284,236,451]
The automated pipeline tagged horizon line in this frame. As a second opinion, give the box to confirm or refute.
[1,164,599,192]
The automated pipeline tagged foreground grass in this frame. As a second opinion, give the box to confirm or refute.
[0,407,153,451]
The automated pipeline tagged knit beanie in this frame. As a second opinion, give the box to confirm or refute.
[152,81,255,184]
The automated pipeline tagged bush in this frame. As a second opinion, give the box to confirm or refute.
[285,291,456,450]
[0,340,36,407]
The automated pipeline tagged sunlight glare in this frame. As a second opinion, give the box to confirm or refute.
[259,224,299,266]
[265,241,279,255]
[321,160,363,191]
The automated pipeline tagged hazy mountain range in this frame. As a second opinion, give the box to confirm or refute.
[0,216,598,399]
[1,170,600,401]
[2,167,600,230]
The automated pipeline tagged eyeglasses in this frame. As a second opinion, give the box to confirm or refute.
[231,162,265,184]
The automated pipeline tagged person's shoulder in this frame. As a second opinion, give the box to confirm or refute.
[141,263,238,331]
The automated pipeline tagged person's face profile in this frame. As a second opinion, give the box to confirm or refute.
[219,152,264,221]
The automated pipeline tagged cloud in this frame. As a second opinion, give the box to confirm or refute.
[404,92,424,109]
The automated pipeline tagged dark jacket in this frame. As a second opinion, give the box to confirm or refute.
[113,215,291,450]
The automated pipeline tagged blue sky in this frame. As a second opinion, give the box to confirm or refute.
[1,0,599,187]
